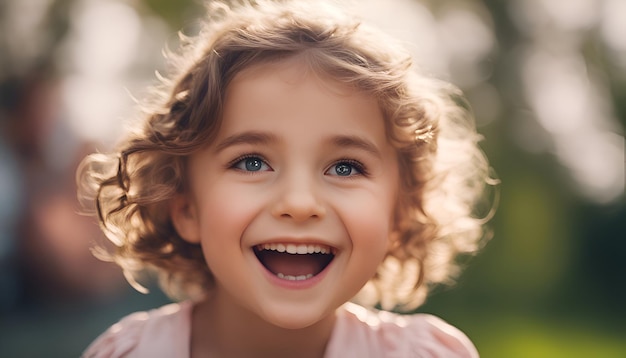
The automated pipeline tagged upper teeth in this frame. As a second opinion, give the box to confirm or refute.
[258,243,333,255]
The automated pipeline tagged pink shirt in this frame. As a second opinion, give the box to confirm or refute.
[83,301,479,357]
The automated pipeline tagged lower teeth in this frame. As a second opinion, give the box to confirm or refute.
[276,273,314,281]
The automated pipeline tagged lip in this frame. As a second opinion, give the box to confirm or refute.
[250,238,337,290]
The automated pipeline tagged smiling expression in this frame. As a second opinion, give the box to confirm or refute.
[170,57,400,329]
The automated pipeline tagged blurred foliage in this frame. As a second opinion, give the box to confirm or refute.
[0,0,624,357]
[141,0,202,30]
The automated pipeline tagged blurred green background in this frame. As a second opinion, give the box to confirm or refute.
[0,0,624,357]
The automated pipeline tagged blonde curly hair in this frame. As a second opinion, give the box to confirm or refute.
[77,0,495,311]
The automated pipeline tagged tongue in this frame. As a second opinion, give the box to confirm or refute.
[259,251,325,277]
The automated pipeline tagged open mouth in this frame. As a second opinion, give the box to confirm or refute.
[253,243,335,281]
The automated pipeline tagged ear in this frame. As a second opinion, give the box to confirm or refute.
[169,194,201,244]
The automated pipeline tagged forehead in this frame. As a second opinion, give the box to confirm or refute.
[221,57,386,135]
[230,54,357,98]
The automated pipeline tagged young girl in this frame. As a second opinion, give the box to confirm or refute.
[79,1,494,357]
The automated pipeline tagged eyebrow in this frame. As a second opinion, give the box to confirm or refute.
[214,131,382,158]
[329,135,382,159]
[215,131,278,152]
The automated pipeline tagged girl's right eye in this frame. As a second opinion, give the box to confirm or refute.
[230,156,272,172]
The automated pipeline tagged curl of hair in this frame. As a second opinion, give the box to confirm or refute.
[77,0,496,310]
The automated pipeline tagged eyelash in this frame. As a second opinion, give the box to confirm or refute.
[226,154,369,177]
[227,154,272,172]
[326,159,369,177]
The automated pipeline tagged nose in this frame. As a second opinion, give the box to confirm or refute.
[270,173,326,222]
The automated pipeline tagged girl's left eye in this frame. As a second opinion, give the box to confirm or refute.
[325,160,366,177]
[231,156,272,172]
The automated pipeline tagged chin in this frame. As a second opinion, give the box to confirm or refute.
[259,305,332,330]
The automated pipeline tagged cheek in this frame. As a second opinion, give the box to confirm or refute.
[351,205,393,250]
[194,181,264,246]
[336,195,394,297]
[343,174,399,258]
[341,190,396,252]
[193,182,266,279]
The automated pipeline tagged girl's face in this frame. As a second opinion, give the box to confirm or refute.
[171,58,399,329]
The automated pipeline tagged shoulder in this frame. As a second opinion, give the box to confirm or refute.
[82,301,193,358]
[326,303,479,358]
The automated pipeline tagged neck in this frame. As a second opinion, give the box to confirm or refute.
[190,290,337,358]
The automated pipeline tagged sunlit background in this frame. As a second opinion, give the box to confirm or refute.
[1,0,624,356]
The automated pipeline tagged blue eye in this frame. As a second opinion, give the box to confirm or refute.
[326,160,365,177]
[232,156,271,172]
